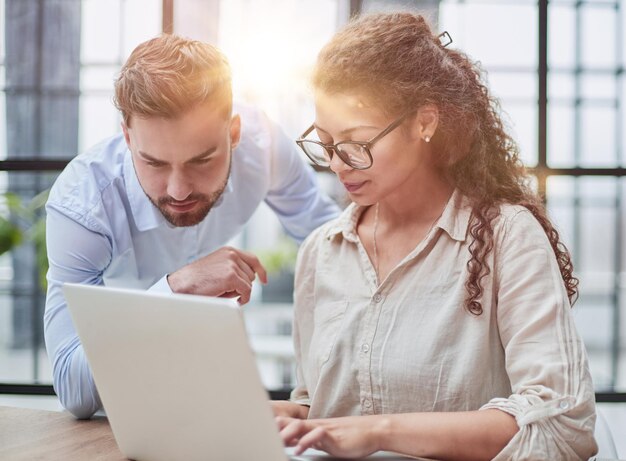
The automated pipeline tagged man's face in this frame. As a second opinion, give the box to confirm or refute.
[123,103,240,227]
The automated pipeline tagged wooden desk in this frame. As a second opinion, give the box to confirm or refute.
[0,405,622,461]
[0,405,124,461]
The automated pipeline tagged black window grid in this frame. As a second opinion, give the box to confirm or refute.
[0,0,625,401]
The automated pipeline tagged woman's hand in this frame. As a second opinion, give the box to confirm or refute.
[270,401,310,419]
[277,415,386,458]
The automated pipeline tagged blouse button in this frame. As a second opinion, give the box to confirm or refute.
[361,344,370,353]
[373,293,383,303]
[363,400,372,409]
[559,401,569,410]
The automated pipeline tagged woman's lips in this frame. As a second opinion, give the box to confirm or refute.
[342,181,367,193]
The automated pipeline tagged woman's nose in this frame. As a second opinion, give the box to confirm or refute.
[328,148,353,174]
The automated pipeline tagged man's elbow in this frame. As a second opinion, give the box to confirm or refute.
[62,399,98,419]
[53,372,100,419]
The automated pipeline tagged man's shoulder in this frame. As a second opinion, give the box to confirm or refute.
[234,102,272,144]
[47,134,129,217]
[233,101,266,124]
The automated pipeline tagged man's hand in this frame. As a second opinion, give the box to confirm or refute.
[167,246,267,304]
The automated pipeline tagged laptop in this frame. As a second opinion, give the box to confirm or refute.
[63,283,415,461]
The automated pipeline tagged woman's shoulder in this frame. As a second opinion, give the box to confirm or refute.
[302,204,357,245]
[298,204,359,260]
[493,202,550,247]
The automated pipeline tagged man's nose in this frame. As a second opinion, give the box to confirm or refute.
[167,170,193,201]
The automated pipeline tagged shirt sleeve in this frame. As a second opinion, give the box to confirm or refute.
[148,275,173,293]
[263,117,340,243]
[44,205,111,418]
[481,209,598,460]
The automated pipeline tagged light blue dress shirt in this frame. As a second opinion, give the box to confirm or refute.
[43,105,339,418]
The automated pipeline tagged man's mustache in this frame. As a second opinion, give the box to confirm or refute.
[157,194,209,206]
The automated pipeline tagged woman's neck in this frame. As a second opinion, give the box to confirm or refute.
[375,172,453,229]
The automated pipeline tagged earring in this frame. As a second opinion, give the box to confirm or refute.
[424,135,431,143]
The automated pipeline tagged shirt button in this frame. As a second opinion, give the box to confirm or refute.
[559,401,569,410]
[361,344,370,353]
[363,400,372,409]
[373,293,383,303]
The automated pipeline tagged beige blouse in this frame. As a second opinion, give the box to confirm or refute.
[290,190,597,460]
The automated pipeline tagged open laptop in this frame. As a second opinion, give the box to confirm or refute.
[63,283,415,461]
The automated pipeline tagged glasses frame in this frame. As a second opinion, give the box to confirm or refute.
[296,112,413,170]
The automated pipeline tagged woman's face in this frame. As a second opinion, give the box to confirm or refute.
[313,90,437,206]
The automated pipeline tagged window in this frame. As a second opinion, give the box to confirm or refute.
[1,0,624,399]
[0,0,161,389]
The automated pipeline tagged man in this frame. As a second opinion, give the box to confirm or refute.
[44,34,339,419]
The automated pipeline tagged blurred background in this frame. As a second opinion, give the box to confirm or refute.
[0,0,624,420]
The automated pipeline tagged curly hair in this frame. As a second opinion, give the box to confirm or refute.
[114,34,232,126]
[313,13,578,314]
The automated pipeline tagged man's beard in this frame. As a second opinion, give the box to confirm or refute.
[149,161,231,228]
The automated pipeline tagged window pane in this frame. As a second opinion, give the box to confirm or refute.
[122,0,162,58]
[580,105,617,167]
[549,4,576,69]
[81,0,123,63]
[581,4,617,69]
[504,103,537,166]
[489,72,536,100]
[549,73,575,101]
[439,3,537,68]
[0,70,5,161]
[439,3,538,165]
[79,95,121,153]
[80,66,119,92]
[622,73,626,166]
[548,103,575,167]
[547,176,624,391]
[218,0,338,137]
[581,74,617,101]
[82,0,161,64]
[0,171,56,385]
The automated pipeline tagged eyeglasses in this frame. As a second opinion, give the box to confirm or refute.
[296,112,412,170]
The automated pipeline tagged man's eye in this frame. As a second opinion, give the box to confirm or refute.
[194,158,211,165]
[147,161,165,168]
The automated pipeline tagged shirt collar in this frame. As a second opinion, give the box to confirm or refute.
[322,202,363,243]
[437,189,472,242]
[323,188,472,243]
[123,151,165,232]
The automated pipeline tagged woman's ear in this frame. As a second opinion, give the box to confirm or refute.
[230,114,242,150]
[416,104,439,143]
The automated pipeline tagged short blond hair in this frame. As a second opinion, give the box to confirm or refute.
[114,34,232,126]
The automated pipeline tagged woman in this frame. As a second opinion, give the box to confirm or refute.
[272,12,597,461]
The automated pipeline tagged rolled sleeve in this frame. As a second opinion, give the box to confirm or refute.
[484,209,597,460]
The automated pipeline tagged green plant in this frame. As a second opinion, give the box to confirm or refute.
[256,237,298,275]
[0,190,49,289]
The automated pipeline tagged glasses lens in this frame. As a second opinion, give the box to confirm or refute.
[300,141,331,167]
[337,143,372,169]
